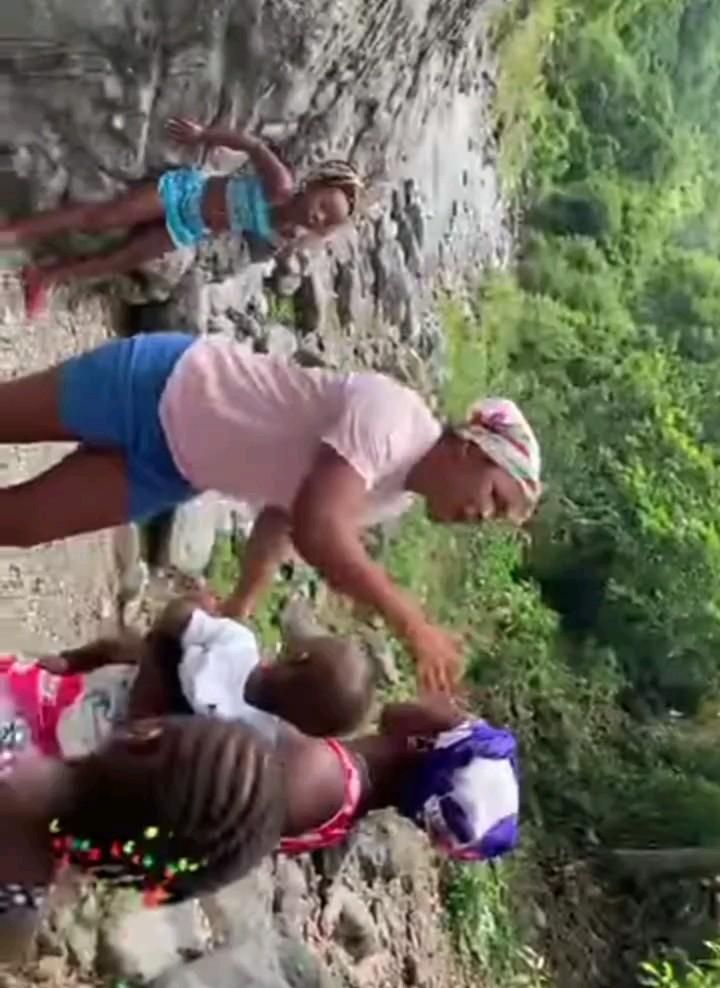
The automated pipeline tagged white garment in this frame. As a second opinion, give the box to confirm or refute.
[178,610,279,744]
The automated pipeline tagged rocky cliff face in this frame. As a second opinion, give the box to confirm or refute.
[0,0,510,373]
[0,1,510,985]
[17,815,462,988]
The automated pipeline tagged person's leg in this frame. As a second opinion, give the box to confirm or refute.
[0,445,129,547]
[0,183,164,245]
[23,224,175,317]
[0,365,70,444]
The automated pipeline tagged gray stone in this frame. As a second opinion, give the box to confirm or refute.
[351,814,428,885]
[276,937,339,988]
[114,524,148,608]
[152,944,288,988]
[280,597,328,643]
[205,865,276,946]
[265,322,299,358]
[363,629,400,686]
[161,494,226,577]
[325,889,380,963]
[97,897,211,982]
[273,857,313,939]
[63,891,101,973]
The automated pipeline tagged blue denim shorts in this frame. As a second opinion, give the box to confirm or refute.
[58,333,199,521]
[157,167,210,248]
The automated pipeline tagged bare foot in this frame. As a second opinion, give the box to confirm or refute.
[22,267,51,319]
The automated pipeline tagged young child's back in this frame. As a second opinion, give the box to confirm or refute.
[275,700,520,862]
[0,700,518,965]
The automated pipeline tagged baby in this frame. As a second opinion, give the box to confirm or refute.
[0,596,373,761]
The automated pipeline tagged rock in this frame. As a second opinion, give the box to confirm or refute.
[34,954,68,983]
[280,597,328,643]
[272,252,304,298]
[231,310,266,341]
[352,814,429,885]
[1,0,511,371]
[273,857,313,939]
[152,943,288,988]
[153,867,289,988]
[205,866,276,946]
[265,322,299,358]
[63,891,101,973]
[362,629,400,686]
[114,524,148,608]
[325,889,380,963]
[98,897,211,983]
[206,312,239,338]
[160,494,226,577]
[276,937,338,988]
[43,884,101,974]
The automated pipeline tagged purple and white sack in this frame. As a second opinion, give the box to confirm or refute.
[400,720,520,862]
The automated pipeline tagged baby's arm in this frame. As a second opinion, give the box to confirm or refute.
[126,596,206,719]
[379,696,465,740]
[166,117,294,203]
[39,593,204,678]
[39,630,146,676]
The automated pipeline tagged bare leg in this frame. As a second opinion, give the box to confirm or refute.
[0,446,129,547]
[24,223,175,317]
[0,365,70,444]
[0,364,130,546]
[0,183,164,245]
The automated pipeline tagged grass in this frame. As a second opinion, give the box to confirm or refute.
[267,294,296,326]
[443,855,550,988]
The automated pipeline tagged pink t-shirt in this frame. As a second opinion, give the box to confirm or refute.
[158,339,442,519]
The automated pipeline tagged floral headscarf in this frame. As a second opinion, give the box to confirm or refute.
[457,398,541,508]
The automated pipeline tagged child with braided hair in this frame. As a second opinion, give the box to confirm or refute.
[0,696,520,941]
[0,714,285,934]
[0,116,364,317]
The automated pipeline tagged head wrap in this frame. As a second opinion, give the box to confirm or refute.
[399,720,520,862]
[302,159,365,215]
[457,398,541,507]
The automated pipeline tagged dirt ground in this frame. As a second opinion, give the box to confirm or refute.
[0,275,119,658]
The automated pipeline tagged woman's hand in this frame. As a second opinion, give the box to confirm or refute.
[404,620,464,695]
[166,117,207,147]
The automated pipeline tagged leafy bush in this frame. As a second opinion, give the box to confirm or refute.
[641,942,720,988]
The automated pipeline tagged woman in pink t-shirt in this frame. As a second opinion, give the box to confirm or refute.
[0,333,541,693]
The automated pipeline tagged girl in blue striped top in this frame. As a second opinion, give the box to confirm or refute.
[1,118,363,318]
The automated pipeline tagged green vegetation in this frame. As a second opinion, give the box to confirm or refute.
[390,0,720,983]
[642,942,720,988]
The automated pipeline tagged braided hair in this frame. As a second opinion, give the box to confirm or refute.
[50,716,284,906]
[302,159,365,216]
